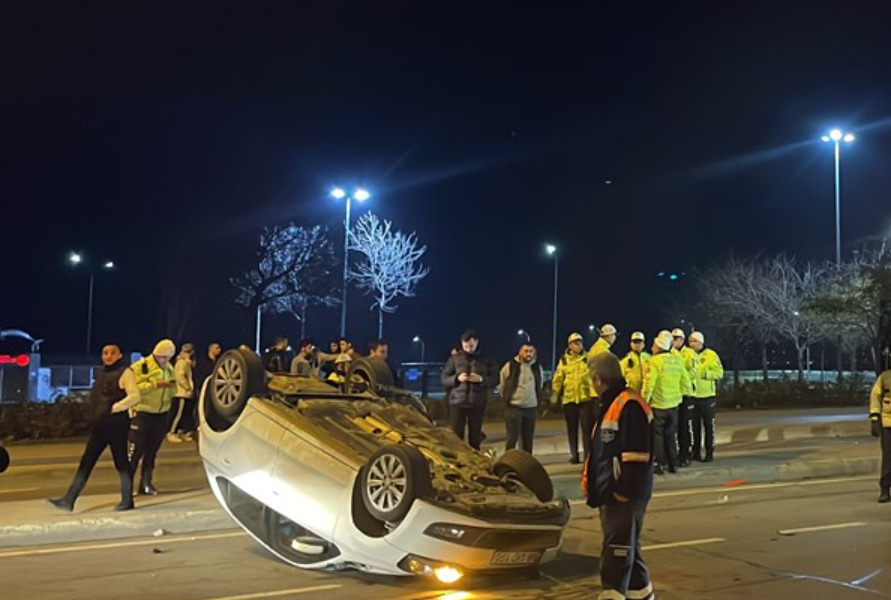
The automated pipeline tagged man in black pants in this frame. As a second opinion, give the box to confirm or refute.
[441,330,498,450]
[499,342,542,453]
[48,345,140,512]
[128,339,177,495]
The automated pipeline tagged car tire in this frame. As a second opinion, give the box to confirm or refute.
[361,445,433,523]
[0,445,9,474]
[493,449,554,502]
[210,349,266,423]
[348,356,395,393]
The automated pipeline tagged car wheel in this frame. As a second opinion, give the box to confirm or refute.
[348,356,394,393]
[361,445,433,523]
[210,349,266,422]
[493,449,554,502]
[0,445,9,474]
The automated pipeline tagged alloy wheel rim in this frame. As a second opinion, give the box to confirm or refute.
[214,356,244,408]
[366,454,407,513]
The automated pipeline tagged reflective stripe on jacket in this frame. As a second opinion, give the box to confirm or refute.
[551,352,592,405]
[642,351,692,409]
[870,370,891,428]
[132,355,175,414]
[692,348,724,399]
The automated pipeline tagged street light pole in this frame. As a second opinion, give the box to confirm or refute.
[821,129,855,265]
[546,244,558,371]
[332,187,370,338]
[413,336,426,362]
[86,269,94,354]
[517,329,531,343]
[341,193,352,338]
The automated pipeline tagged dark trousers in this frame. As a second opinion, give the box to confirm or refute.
[62,415,132,504]
[677,397,695,461]
[128,412,168,483]
[564,401,595,460]
[881,427,891,490]
[168,397,196,435]
[652,407,679,468]
[450,404,485,450]
[691,397,717,456]
[504,406,537,453]
[599,501,652,599]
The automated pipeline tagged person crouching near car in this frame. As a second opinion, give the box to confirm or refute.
[441,330,498,450]
[128,339,177,496]
[583,352,655,600]
[499,342,542,453]
[48,345,140,512]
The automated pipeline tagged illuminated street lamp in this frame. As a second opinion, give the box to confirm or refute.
[517,329,531,343]
[820,129,855,265]
[412,335,426,362]
[545,243,558,371]
[69,252,115,354]
[332,186,371,337]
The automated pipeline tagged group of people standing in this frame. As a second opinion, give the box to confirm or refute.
[48,340,221,512]
[441,325,725,476]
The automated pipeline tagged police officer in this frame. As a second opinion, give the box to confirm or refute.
[642,330,693,474]
[584,352,655,600]
[552,332,595,463]
[621,331,651,394]
[129,339,176,495]
[870,368,891,503]
[48,345,140,511]
[689,331,724,462]
[672,328,698,467]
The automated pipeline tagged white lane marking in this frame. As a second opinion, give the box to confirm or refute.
[0,488,39,494]
[777,522,865,535]
[642,537,725,551]
[0,530,244,558]
[199,585,341,600]
[569,475,875,505]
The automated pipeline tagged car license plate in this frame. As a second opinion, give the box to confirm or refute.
[490,551,541,566]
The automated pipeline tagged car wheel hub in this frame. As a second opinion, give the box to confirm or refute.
[214,357,244,408]
[367,454,407,513]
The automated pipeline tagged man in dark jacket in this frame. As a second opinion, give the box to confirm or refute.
[441,330,498,450]
[498,342,542,453]
[584,353,655,600]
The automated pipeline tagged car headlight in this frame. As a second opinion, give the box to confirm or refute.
[425,523,468,541]
[398,554,465,583]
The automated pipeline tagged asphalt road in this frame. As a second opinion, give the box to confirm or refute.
[2,475,888,600]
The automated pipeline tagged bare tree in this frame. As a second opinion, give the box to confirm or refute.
[231,224,339,345]
[809,240,891,374]
[348,213,429,337]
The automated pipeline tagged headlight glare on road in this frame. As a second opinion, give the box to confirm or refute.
[434,565,464,583]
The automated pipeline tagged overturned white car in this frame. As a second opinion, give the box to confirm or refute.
[198,348,569,582]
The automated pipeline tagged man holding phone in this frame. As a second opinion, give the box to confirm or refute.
[128,339,177,496]
[441,330,498,450]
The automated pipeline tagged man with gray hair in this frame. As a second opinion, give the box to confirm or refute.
[584,352,655,600]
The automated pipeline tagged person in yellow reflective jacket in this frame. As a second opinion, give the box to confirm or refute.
[621,331,651,393]
[672,328,698,467]
[587,324,617,400]
[870,368,891,503]
[552,332,594,463]
[128,339,177,495]
[642,330,693,474]
[689,332,724,462]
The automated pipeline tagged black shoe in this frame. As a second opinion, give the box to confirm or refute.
[138,482,159,496]
[114,500,135,511]
[668,465,678,474]
[704,452,714,463]
[47,497,74,512]
[679,458,691,467]
[569,456,580,465]
[653,464,665,475]
[692,453,703,462]
[879,489,890,503]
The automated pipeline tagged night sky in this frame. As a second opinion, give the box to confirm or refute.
[3,2,891,366]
